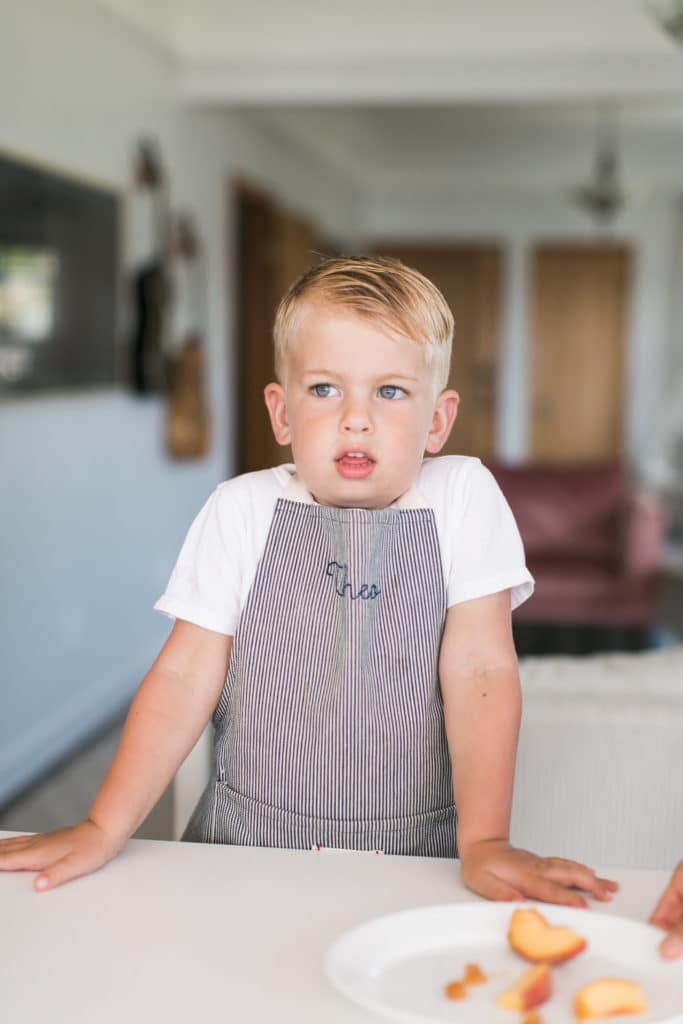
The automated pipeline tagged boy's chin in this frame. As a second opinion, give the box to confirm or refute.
[312,488,381,509]
[300,461,421,509]
[312,480,403,510]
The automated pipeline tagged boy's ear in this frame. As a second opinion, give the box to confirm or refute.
[264,382,291,446]
[425,388,459,454]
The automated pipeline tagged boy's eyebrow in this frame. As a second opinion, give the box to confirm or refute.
[301,369,420,382]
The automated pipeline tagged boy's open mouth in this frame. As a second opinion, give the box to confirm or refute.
[335,451,375,479]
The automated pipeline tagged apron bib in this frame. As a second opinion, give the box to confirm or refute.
[183,482,456,857]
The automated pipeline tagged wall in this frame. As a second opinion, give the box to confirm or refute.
[0,0,359,804]
[362,189,677,472]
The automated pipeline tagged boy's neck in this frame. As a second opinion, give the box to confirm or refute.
[281,465,427,510]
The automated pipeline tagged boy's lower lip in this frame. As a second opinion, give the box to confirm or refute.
[335,457,375,479]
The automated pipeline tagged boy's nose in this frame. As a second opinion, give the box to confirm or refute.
[340,400,372,433]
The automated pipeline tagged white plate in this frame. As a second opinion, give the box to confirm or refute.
[324,902,683,1023]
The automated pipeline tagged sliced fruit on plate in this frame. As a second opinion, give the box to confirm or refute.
[463,962,487,985]
[574,978,647,1019]
[508,907,587,963]
[444,980,467,1000]
[496,963,553,1011]
[444,962,487,998]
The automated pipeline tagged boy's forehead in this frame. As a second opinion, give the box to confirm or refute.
[295,299,384,337]
[289,301,424,362]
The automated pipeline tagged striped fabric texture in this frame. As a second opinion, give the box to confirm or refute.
[183,497,457,857]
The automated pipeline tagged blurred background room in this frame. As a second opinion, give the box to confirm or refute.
[2,0,683,843]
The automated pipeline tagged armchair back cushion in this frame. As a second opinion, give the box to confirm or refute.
[487,461,663,626]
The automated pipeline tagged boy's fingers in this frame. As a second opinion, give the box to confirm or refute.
[0,836,39,858]
[516,873,588,908]
[471,874,527,902]
[650,886,683,930]
[542,857,618,886]
[0,841,62,872]
[660,925,683,960]
[543,857,595,872]
[2,830,87,869]
[35,851,93,892]
[538,860,616,899]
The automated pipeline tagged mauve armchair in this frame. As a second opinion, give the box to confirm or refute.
[486,461,666,654]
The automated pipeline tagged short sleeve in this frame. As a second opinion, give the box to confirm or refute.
[154,481,248,635]
[422,457,534,611]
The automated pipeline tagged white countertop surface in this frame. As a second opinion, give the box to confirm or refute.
[0,831,676,1023]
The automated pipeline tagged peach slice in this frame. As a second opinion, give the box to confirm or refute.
[496,963,553,1011]
[508,907,587,964]
[574,978,647,1019]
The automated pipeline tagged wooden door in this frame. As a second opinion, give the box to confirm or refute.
[531,245,630,462]
[234,182,319,473]
[371,244,501,460]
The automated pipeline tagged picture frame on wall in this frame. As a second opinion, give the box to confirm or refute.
[0,153,120,394]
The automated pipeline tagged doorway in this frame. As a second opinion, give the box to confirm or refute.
[371,244,502,460]
[530,244,631,463]
[233,181,321,473]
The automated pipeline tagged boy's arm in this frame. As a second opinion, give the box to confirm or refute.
[440,590,617,907]
[0,620,231,891]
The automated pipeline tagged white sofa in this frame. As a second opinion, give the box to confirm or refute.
[174,646,683,870]
[511,645,683,870]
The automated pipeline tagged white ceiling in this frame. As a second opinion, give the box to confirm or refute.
[98,0,668,62]
[94,0,683,103]
[93,0,683,195]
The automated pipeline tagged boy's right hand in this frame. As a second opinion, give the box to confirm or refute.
[0,819,121,891]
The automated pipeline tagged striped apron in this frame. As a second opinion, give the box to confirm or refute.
[183,480,457,857]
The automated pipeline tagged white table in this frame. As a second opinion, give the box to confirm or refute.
[0,832,674,1023]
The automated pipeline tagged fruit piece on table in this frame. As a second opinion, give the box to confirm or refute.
[496,963,553,1011]
[574,978,647,1019]
[508,907,587,963]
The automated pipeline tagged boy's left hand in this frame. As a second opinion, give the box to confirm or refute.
[460,839,619,907]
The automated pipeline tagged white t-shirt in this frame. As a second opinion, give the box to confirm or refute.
[155,456,534,635]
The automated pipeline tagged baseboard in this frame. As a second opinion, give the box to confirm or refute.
[0,658,150,807]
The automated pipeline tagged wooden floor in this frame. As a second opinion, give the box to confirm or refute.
[0,717,174,841]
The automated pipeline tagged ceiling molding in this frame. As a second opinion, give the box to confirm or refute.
[180,54,683,106]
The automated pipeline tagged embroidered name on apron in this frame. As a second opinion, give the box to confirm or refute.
[325,559,380,601]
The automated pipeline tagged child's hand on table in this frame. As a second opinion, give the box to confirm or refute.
[649,860,683,960]
[0,819,121,891]
[460,838,619,907]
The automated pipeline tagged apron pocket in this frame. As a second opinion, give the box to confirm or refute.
[211,780,457,858]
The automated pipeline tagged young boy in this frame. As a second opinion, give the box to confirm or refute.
[0,257,616,905]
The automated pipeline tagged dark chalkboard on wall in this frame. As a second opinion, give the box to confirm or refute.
[0,154,120,394]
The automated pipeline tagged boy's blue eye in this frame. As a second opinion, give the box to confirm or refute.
[311,383,338,398]
[378,385,406,400]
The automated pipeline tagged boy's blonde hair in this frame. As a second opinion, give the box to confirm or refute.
[273,255,453,392]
